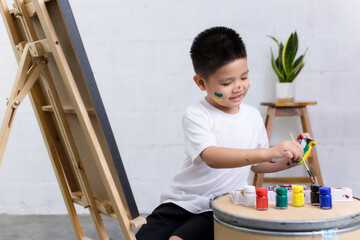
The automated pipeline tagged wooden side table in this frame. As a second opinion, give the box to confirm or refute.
[253,101,323,188]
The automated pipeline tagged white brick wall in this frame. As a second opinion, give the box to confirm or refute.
[0,0,359,214]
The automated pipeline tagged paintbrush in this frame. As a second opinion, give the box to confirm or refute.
[289,132,315,184]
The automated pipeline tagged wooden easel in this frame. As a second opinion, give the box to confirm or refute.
[0,0,145,239]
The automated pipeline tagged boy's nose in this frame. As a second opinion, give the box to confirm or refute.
[233,84,242,92]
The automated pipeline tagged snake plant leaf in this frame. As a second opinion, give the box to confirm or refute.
[289,51,306,77]
[269,35,284,73]
[288,64,304,82]
[282,32,299,76]
[268,35,281,47]
[271,49,285,82]
[269,31,306,83]
[289,32,299,64]
[274,43,284,81]
[277,43,284,74]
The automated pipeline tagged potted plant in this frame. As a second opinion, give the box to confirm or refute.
[269,31,307,102]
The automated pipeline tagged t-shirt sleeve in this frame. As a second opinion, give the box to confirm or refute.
[182,107,217,162]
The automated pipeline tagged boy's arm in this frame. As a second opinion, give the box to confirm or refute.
[200,140,303,168]
[250,158,297,173]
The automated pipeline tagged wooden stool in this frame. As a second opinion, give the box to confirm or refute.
[253,101,323,187]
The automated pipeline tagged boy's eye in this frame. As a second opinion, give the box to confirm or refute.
[241,76,248,80]
[222,82,231,86]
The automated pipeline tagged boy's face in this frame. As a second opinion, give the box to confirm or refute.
[194,58,250,114]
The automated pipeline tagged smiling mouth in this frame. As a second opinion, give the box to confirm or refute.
[230,94,243,100]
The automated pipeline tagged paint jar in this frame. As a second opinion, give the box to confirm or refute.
[276,187,288,209]
[256,188,268,211]
[292,185,304,207]
[244,185,256,207]
[311,184,322,206]
[320,187,332,210]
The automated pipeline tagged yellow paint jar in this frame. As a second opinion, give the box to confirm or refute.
[292,185,304,207]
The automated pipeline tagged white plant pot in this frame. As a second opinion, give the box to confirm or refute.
[276,82,295,102]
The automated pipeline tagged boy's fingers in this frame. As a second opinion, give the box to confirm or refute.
[282,150,293,159]
[291,144,302,161]
[301,132,313,140]
[297,132,313,140]
[290,142,302,157]
[294,141,303,155]
[295,142,302,151]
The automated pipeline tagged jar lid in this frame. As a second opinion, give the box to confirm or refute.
[244,185,255,193]
[276,187,287,195]
[256,188,267,196]
[292,185,304,193]
[311,184,322,192]
[319,187,331,195]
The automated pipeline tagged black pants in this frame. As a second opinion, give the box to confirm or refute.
[136,202,214,240]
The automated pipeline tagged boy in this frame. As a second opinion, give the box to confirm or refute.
[136,26,306,240]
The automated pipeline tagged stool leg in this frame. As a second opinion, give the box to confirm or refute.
[300,107,324,185]
[253,107,276,187]
[253,173,264,188]
[264,107,276,141]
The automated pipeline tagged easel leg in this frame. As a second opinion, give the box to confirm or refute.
[0,46,31,165]
[48,138,87,240]
[26,75,91,239]
[42,67,109,240]
[0,0,20,52]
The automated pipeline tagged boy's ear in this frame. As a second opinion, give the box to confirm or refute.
[193,74,207,91]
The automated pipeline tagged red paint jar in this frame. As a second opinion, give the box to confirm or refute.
[256,188,268,211]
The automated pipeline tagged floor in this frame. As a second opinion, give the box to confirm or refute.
[0,214,140,240]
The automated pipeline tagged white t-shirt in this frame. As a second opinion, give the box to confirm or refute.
[161,99,269,213]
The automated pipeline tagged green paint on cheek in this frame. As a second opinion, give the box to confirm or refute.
[214,92,223,98]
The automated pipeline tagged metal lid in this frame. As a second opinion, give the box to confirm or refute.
[244,185,255,193]
[276,187,287,195]
[292,185,304,193]
[256,188,267,196]
[311,184,322,192]
[320,187,331,195]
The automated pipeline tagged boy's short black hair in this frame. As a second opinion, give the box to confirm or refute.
[190,26,247,80]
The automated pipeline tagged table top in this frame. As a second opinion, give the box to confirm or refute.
[261,102,317,108]
[214,194,360,221]
[212,194,360,231]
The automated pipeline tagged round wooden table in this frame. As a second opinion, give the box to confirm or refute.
[211,194,360,240]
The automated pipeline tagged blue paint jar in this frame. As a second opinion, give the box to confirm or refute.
[319,187,332,210]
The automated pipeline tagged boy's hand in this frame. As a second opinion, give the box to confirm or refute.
[270,140,303,163]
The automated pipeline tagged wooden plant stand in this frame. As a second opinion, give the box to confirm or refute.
[253,101,323,188]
